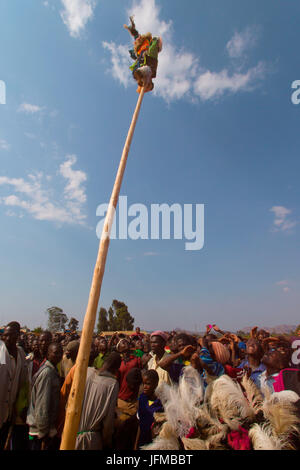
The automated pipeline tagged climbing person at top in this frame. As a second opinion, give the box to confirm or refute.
[123,16,163,93]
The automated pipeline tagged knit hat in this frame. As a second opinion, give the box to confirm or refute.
[150,331,168,343]
[211,341,230,365]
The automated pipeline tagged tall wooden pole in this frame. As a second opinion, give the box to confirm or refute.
[60,87,145,450]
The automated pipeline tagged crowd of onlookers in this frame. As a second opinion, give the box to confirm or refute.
[0,322,299,450]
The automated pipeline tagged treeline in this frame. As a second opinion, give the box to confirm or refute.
[21,300,135,334]
[96,299,134,332]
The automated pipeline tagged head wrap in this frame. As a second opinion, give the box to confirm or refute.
[150,330,168,343]
[238,342,246,350]
[211,341,230,365]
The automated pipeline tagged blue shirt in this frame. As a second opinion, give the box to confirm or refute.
[239,359,266,388]
[137,393,163,446]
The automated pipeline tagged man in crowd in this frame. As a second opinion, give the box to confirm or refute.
[148,331,172,386]
[59,340,80,379]
[0,322,29,450]
[39,331,53,366]
[75,352,121,450]
[26,342,63,450]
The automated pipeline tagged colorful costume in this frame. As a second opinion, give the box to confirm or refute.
[124,17,162,93]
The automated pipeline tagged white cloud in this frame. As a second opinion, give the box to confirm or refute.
[59,155,87,203]
[194,62,265,101]
[60,0,96,38]
[0,157,88,225]
[226,26,260,59]
[270,206,297,232]
[102,42,132,88]
[0,139,10,151]
[102,0,266,103]
[18,103,43,114]
[144,251,159,256]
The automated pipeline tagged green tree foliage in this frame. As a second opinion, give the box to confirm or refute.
[32,326,44,334]
[47,306,68,332]
[97,308,109,333]
[68,317,79,332]
[108,306,117,331]
[112,299,134,331]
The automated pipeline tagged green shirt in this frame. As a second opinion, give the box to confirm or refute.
[93,351,110,369]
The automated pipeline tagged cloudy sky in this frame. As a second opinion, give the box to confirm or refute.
[0,0,299,331]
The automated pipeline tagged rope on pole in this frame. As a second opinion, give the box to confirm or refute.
[60,87,146,450]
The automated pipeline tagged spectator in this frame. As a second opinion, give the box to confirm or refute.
[38,331,53,366]
[0,323,29,450]
[75,352,121,450]
[135,369,163,448]
[60,340,80,379]
[148,331,172,386]
[93,336,110,369]
[26,343,63,450]
[239,339,266,388]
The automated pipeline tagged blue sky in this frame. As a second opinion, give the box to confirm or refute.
[0,0,299,331]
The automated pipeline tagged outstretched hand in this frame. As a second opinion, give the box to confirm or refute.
[180,345,196,358]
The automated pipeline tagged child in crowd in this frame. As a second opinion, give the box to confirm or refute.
[135,370,163,448]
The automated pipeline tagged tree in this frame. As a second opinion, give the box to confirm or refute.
[47,306,68,332]
[68,317,79,332]
[32,326,44,334]
[112,299,134,331]
[108,306,117,331]
[97,308,109,333]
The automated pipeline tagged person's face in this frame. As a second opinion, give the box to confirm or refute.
[98,338,107,353]
[39,334,52,356]
[2,327,18,349]
[170,338,178,353]
[150,336,165,355]
[32,340,40,354]
[143,375,158,397]
[246,339,260,356]
[47,344,63,366]
[262,348,288,370]
[118,339,130,354]
[177,338,190,350]
[136,328,140,334]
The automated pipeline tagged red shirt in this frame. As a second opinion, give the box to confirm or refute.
[118,355,142,401]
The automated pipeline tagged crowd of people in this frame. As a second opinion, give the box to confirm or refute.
[0,322,300,451]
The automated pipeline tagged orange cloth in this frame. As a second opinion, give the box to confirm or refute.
[137,39,150,55]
